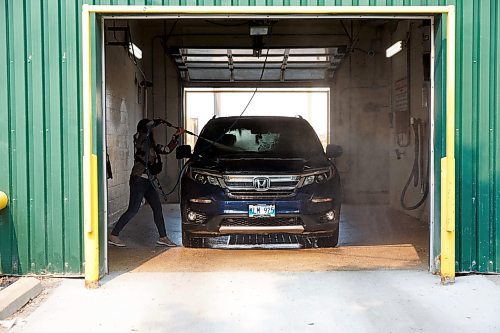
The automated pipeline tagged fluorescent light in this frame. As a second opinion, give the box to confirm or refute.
[386,41,403,58]
[128,42,142,60]
[250,26,269,36]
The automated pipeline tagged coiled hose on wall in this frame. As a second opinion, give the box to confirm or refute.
[400,118,429,210]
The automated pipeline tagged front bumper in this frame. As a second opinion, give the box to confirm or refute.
[181,172,341,237]
[182,196,339,237]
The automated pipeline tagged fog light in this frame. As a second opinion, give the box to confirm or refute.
[325,211,335,221]
[186,210,207,224]
[187,211,198,222]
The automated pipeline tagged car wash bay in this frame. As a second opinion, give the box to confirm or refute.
[100,14,435,274]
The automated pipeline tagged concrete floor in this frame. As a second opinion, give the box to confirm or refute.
[108,204,429,272]
[11,205,500,333]
[11,271,500,333]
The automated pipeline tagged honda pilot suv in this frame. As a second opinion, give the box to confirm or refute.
[176,116,343,248]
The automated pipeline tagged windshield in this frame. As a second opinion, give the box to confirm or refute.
[193,118,325,159]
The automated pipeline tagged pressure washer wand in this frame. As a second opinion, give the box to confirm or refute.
[157,119,232,149]
[159,119,199,137]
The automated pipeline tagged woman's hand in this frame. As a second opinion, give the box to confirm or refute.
[173,127,185,137]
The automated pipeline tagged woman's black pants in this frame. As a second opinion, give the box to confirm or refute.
[111,176,166,237]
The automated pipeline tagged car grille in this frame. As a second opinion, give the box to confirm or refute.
[222,175,300,198]
[226,191,296,199]
[221,217,303,227]
[227,234,314,248]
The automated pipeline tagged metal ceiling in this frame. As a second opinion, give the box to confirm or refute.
[138,19,354,83]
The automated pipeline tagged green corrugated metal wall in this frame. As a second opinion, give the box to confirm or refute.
[0,0,499,275]
[0,0,84,275]
[455,0,500,273]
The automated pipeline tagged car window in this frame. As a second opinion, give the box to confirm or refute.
[194,118,324,159]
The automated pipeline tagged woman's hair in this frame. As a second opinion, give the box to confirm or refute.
[136,118,156,145]
[137,118,151,133]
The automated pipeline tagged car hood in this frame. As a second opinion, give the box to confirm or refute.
[189,156,331,174]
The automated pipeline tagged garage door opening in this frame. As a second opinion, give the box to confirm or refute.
[99,14,439,275]
[184,88,329,148]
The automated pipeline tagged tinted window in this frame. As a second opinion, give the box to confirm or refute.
[194,118,324,159]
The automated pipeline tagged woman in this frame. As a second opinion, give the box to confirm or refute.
[108,118,183,247]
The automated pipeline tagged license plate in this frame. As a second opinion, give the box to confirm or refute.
[249,204,276,217]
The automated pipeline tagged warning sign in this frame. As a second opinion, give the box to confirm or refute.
[393,77,408,112]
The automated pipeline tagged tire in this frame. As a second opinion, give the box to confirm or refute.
[182,231,206,248]
[316,229,339,248]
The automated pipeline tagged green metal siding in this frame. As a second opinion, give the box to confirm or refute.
[0,0,84,275]
[455,0,500,273]
[0,0,499,274]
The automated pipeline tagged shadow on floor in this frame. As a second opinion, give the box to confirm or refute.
[106,204,181,277]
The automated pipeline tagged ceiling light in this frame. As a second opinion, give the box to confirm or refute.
[128,42,142,60]
[250,25,269,36]
[386,40,404,58]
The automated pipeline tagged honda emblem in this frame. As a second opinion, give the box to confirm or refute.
[253,177,270,191]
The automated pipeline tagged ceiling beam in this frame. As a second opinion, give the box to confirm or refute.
[166,35,350,49]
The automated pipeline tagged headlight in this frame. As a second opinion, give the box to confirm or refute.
[190,169,222,186]
[207,175,220,186]
[300,168,333,187]
[193,173,207,184]
[303,175,316,186]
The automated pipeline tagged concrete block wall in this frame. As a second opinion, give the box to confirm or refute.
[105,22,146,225]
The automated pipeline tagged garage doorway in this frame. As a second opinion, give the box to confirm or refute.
[82,6,458,284]
[184,88,329,148]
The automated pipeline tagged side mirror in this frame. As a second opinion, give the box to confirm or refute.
[176,145,192,159]
[326,144,343,158]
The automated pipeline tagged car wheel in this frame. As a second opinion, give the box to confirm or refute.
[182,231,206,248]
[316,229,339,248]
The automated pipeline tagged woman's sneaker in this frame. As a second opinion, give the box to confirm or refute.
[157,237,177,247]
[108,234,126,247]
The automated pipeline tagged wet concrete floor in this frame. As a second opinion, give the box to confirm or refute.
[108,204,429,273]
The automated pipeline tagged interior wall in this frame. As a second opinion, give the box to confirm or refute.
[330,23,392,205]
[330,20,430,222]
[142,22,181,203]
[387,21,430,221]
[105,22,146,225]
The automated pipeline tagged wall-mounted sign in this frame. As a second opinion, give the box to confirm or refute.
[393,77,408,112]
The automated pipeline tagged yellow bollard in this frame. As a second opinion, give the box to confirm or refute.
[0,191,8,210]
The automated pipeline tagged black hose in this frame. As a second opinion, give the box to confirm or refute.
[413,121,420,187]
[153,162,190,199]
[400,119,429,210]
[151,31,273,198]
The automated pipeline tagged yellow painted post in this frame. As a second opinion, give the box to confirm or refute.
[440,5,456,284]
[0,191,8,210]
[85,154,100,288]
[83,5,100,289]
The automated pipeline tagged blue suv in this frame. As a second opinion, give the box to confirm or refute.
[176,116,343,248]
